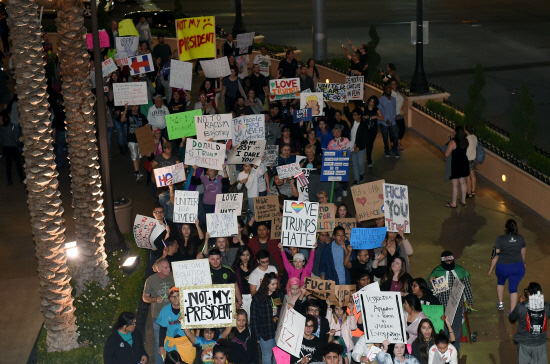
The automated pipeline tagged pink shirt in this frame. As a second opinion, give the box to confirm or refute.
[280,250,315,286]
[327,137,351,150]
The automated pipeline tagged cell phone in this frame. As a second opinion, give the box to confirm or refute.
[524,289,528,295]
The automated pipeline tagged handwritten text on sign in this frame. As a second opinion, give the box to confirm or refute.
[317,203,336,232]
[206,213,238,238]
[383,183,410,233]
[444,278,464,324]
[360,291,407,343]
[271,216,282,239]
[275,307,306,358]
[304,277,336,301]
[113,82,149,106]
[180,284,236,329]
[154,162,187,187]
[185,139,226,170]
[282,201,319,248]
[346,76,364,101]
[166,109,202,139]
[277,162,302,179]
[227,140,265,166]
[331,285,357,307]
[115,36,139,56]
[264,145,279,167]
[335,218,357,234]
[195,113,232,141]
[254,195,280,222]
[176,16,216,61]
[269,78,301,101]
[215,193,244,216]
[200,56,231,78]
[169,59,193,90]
[133,214,163,250]
[350,227,387,250]
[431,276,449,294]
[101,58,117,77]
[316,83,346,103]
[172,259,212,288]
[173,190,199,223]
[232,114,265,146]
[351,180,385,221]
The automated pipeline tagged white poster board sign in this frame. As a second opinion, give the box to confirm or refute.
[299,92,324,116]
[346,76,364,101]
[114,51,128,66]
[101,58,117,77]
[215,193,244,216]
[444,278,465,324]
[200,57,231,78]
[232,114,265,146]
[277,162,301,179]
[359,291,407,343]
[180,284,236,329]
[282,200,318,248]
[236,32,255,48]
[382,183,410,233]
[264,145,279,168]
[169,59,193,90]
[195,113,232,141]
[115,36,139,56]
[113,82,149,106]
[173,190,199,223]
[352,282,380,313]
[206,213,238,238]
[227,139,266,165]
[297,168,314,202]
[172,259,212,287]
[275,307,306,358]
[153,162,187,187]
[132,214,165,250]
[184,139,226,171]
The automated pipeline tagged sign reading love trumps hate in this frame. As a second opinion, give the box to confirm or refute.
[351,180,385,221]
[282,201,319,248]
[185,139,226,170]
[173,191,199,223]
[215,193,244,216]
[180,284,236,329]
[383,183,410,233]
[154,162,187,187]
[359,291,407,343]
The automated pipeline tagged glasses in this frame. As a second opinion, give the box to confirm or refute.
[170,295,179,298]
[128,320,136,326]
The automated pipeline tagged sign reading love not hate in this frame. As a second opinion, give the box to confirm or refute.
[154,162,187,187]
[383,183,410,233]
[173,190,199,223]
[269,78,301,101]
[169,59,193,90]
[351,179,385,221]
[226,140,266,166]
[172,259,212,288]
[215,193,244,216]
[359,291,407,344]
[180,284,235,329]
[206,213,238,238]
[232,114,265,146]
[166,109,202,140]
[282,201,319,248]
[350,227,387,250]
[176,16,216,61]
[195,113,232,141]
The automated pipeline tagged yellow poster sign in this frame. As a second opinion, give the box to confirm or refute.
[176,16,216,61]
[118,19,139,37]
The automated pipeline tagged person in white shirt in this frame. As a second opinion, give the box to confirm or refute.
[237,163,264,215]
[147,95,170,140]
[464,125,478,198]
[253,46,272,78]
[248,250,278,295]
[391,79,406,151]
[428,333,458,364]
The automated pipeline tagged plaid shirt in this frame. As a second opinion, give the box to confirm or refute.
[250,291,284,341]
[429,271,474,307]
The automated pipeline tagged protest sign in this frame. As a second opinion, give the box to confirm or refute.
[350,227,387,250]
[169,59,193,89]
[264,145,279,167]
[206,213,238,237]
[297,168,314,201]
[118,19,139,37]
[353,282,380,313]
[254,195,280,221]
[269,78,301,101]
[303,277,336,301]
[114,51,129,66]
[132,214,164,250]
[176,16,216,61]
[293,108,312,122]
[165,109,202,139]
[128,53,154,75]
[331,285,357,307]
[172,259,212,287]
[195,113,232,141]
[366,345,383,361]
[316,83,346,103]
[115,36,139,56]
[236,32,255,52]
[277,162,302,179]
[113,82,149,106]
[215,193,244,216]
[335,218,357,234]
[444,279,464,324]
[282,201,318,248]
[232,114,265,146]
[184,139,226,170]
[271,215,282,239]
[321,150,350,182]
[173,190,199,223]
[273,347,291,364]
[86,30,109,49]
[422,305,445,333]
[346,76,364,101]
[432,351,446,364]
[351,180,385,221]
[317,203,336,232]
[275,307,306,358]
[180,284,235,329]
[383,183,410,233]
[154,162,187,187]
[227,139,266,165]
[200,56,231,78]
[134,125,157,156]
[431,276,449,294]
[300,92,324,116]
[359,291,407,343]
[101,58,117,77]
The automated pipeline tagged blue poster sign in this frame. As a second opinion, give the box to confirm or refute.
[293,108,312,122]
[321,150,350,182]
[350,227,387,249]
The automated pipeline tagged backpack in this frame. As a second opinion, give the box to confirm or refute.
[476,142,486,164]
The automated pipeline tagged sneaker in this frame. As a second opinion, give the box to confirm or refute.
[497,302,504,310]
[360,174,364,181]
[137,172,144,178]
[342,190,348,197]
[394,154,400,159]
[368,164,373,168]
[385,153,390,158]
[353,180,359,185]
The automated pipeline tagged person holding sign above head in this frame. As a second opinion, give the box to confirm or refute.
[147,95,170,141]
[151,205,180,261]
[103,312,149,364]
[177,221,205,261]
[320,226,352,285]
[228,309,259,364]
[183,326,231,364]
[237,163,266,215]
[428,333,458,364]
[191,164,230,215]
[372,228,413,277]
[267,172,299,199]
[376,340,420,364]
[279,242,317,286]
[379,256,413,296]
[292,314,324,364]
[249,250,279,296]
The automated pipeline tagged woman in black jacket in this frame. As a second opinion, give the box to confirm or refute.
[353,95,383,167]
[412,278,441,305]
[104,312,148,364]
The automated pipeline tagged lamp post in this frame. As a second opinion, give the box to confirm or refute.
[312,0,327,60]
[410,0,429,93]
[232,0,246,35]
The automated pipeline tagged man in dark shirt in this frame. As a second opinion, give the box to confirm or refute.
[344,248,372,283]
[152,206,180,260]
[233,96,253,116]
[299,64,314,92]
[209,249,243,307]
[349,52,363,76]
[121,104,148,179]
[152,36,172,67]
[278,50,299,79]
[222,33,236,57]
[154,237,185,266]
[249,63,269,103]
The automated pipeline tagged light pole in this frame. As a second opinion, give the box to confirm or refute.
[232,0,246,35]
[312,0,327,60]
[410,0,429,93]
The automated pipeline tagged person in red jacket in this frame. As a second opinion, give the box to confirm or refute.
[248,223,283,272]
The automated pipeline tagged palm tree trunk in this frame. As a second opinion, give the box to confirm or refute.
[56,0,109,292]
[6,0,78,351]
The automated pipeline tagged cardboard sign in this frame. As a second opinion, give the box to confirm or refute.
[215,193,244,216]
[444,278,464,324]
[297,168,314,202]
[303,277,336,301]
[132,214,164,250]
[172,259,212,287]
[275,307,306,358]
[335,218,357,234]
[227,139,266,165]
[264,145,279,167]
[134,125,157,156]
[353,282,380,313]
[277,162,301,179]
[113,82,149,106]
[232,114,265,146]
[383,183,410,233]
[166,109,202,139]
[350,227,387,250]
[351,180,385,221]
[331,285,357,307]
[359,291,407,343]
[118,19,139,37]
[169,59,193,90]
[128,53,155,75]
[271,215,282,239]
[269,78,301,101]
[317,203,336,232]
[422,305,445,333]
[86,30,109,49]
[173,190,199,223]
[114,51,129,66]
[115,36,139,56]
[101,58,117,77]
[180,284,236,329]
[293,108,312,122]
[282,201,319,248]
[184,139,226,170]
[200,56,231,78]
[154,162,187,187]
[254,195,280,222]
[195,113,232,141]
[176,16,216,61]
[346,76,364,101]
[321,150,350,182]
[431,276,449,294]
[316,83,346,103]
[299,92,324,116]
[206,213,238,237]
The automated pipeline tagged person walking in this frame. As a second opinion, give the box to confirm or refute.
[443,126,469,208]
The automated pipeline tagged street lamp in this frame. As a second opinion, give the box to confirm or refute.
[232,0,247,35]
[410,0,429,93]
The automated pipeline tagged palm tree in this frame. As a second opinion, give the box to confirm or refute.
[56,0,109,292]
[6,0,78,351]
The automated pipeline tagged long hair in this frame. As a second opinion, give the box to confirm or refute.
[232,246,254,272]
[403,294,422,312]
[382,257,410,293]
[237,218,249,239]
[330,305,349,324]
[228,309,249,340]
[179,223,199,256]
[164,350,184,364]
[417,318,436,363]
[336,203,353,218]
[454,126,469,149]
[213,338,232,362]
[505,219,519,235]
[113,312,135,331]
[256,272,278,302]
[412,278,430,297]
[366,95,379,108]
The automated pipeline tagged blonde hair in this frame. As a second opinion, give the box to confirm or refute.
[306,95,319,103]
[304,144,317,153]
[317,191,328,199]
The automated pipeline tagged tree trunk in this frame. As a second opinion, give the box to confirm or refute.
[6,0,79,351]
[56,0,109,292]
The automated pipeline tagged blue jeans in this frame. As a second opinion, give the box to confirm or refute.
[259,338,276,364]
[55,129,66,167]
[152,318,163,364]
[351,149,366,182]
[114,120,128,147]
[379,124,399,155]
